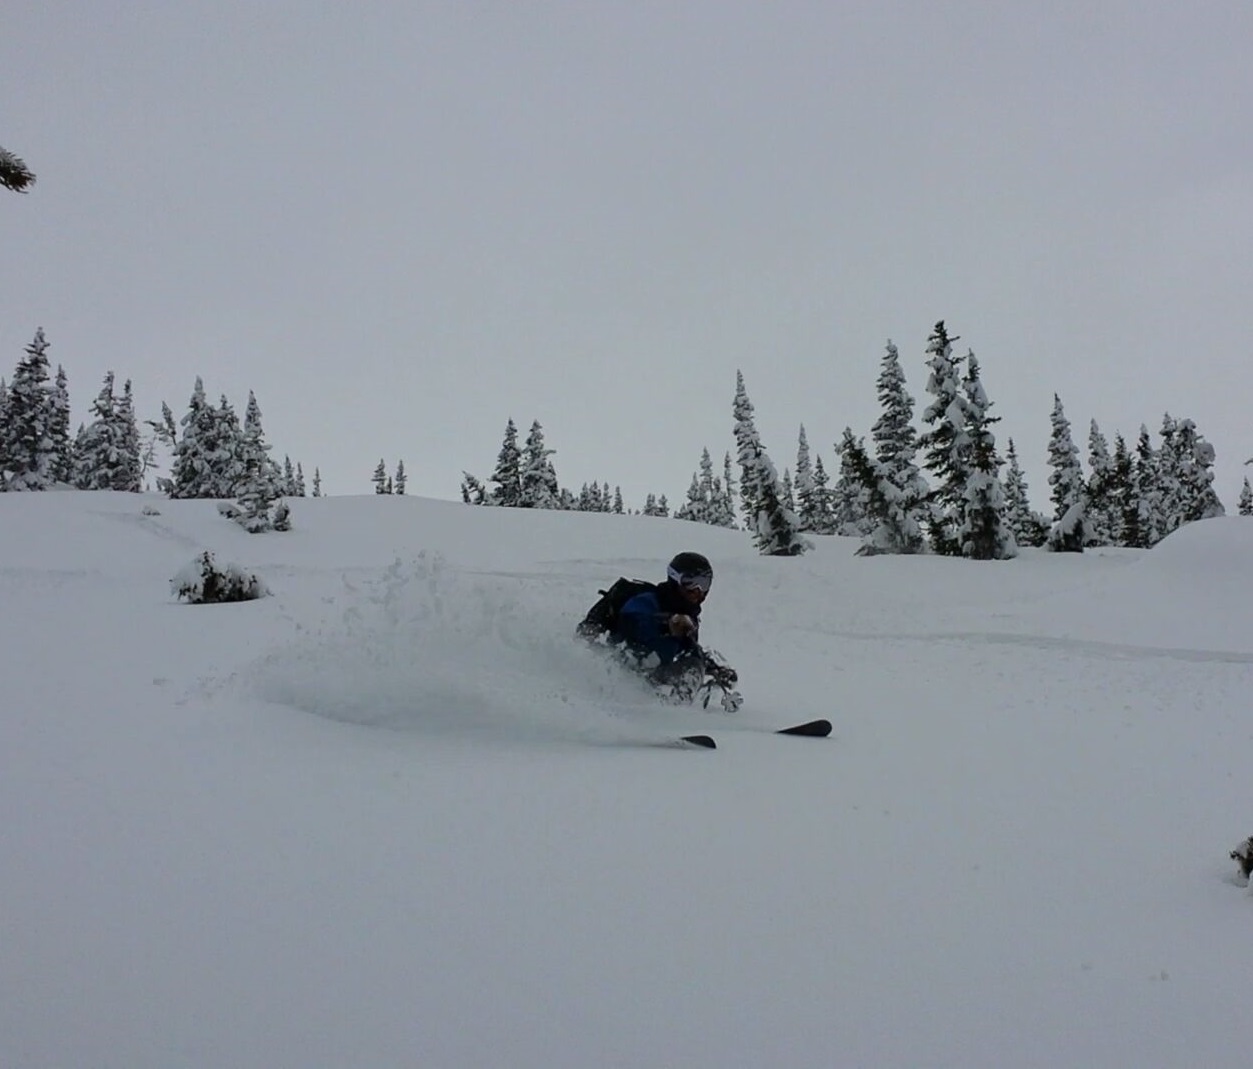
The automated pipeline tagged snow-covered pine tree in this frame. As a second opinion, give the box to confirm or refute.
[675,447,717,524]
[168,379,219,498]
[1045,394,1085,550]
[656,493,669,517]
[394,459,407,495]
[312,468,322,497]
[732,372,761,528]
[520,420,559,508]
[0,377,8,485]
[833,428,871,536]
[733,371,807,556]
[612,486,624,514]
[490,418,523,506]
[461,472,487,504]
[794,426,820,532]
[840,432,925,556]
[1131,425,1164,547]
[709,453,738,528]
[1,328,58,491]
[114,380,142,492]
[808,453,836,534]
[283,456,297,495]
[866,339,929,549]
[1002,438,1048,547]
[293,462,306,497]
[233,391,286,532]
[957,354,1015,560]
[1238,477,1253,517]
[1169,418,1224,525]
[50,365,72,484]
[73,372,125,490]
[1084,420,1116,546]
[780,468,795,514]
[1109,433,1135,547]
[918,323,969,555]
[373,459,389,493]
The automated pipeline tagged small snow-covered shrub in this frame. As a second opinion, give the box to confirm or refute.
[1230,836,1253,882]
[141,503,161,516]
[216,500,241,519]
[171,550,270,604]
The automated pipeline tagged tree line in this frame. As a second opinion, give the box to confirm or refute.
[460,321,1244,558]
[0,328,316,533]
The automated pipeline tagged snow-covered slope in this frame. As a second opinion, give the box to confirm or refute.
[3,491,1251,1068]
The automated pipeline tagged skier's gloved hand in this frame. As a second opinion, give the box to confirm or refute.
[668,613,697,638]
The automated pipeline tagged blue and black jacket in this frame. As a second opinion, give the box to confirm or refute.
[615,580,701,665]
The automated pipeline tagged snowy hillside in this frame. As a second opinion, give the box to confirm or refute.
[3,491,1252,1068]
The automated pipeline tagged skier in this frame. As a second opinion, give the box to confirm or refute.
[577,551,740,709]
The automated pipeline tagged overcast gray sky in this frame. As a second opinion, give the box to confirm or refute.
[3,1,1250,507]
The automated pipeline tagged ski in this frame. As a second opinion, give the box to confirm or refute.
[679,734,717,749]
[775,718,832,738]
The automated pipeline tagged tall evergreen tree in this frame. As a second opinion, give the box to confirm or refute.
[50,365,72,484]
[1130,425,1164,547]
[1002,439,1047,547]
[73,371,139,491]
[808,453,835,534]
[1169,418,1224,524]
[832,428,871,535]
[1084,419,1116,546]
[520,420,559,508]
[114,380,142,492]
[1239,477,1253,517]
[918,322,967,554]
[1046,394,1085,521]
[794,426,821,532]
[1,328,58,491]
[863,339,930,550]
[169,378,221,498]
[394,459,407,495]
[733,371,806,555]
[956,355,1015,560]
[1108,433,1135,548]
[312,468,322,497]
[234,391,286,531]
[373,459,389,493]
[461,472,487,504]
[490,418,523,506]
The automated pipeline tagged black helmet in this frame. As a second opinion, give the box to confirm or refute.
[667,551,713,591]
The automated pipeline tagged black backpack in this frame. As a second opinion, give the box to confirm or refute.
[575,577,657,643]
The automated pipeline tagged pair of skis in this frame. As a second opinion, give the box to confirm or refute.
[679,718,831,750]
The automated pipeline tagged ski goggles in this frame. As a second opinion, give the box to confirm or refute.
[669,568,712,594]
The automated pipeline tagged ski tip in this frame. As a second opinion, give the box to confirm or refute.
[680,734,717,749]
[776,719,833,737]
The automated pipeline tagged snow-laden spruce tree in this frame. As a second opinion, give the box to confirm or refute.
[733,371,807,556]
[312,468,322,497]
[860,341,930,554]
[168,378,222,498]
[50,366,73,484]
[1109,433,1137,547]
[373,459,389,493]
[1130,425,1165,547]
[74,372,129,490]
[956,354,1016,560]
[832,429,871,536]
[0,377,8,482]
[918,322,967,555]
[793,426,821,533]
[1002,439,1049,547]
[708,453,738,528]
[808,453,836,534]
[1239,477,1253,517]
[519,420,559,508]
[1045,394,1086,551]
[490,418,523,506]
[1,328,59,491]
[1084,420,1117,546]
[1165,417,1224,526]
[675,447,718,524]
[233,391,288,532]
[394,460,407,495]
